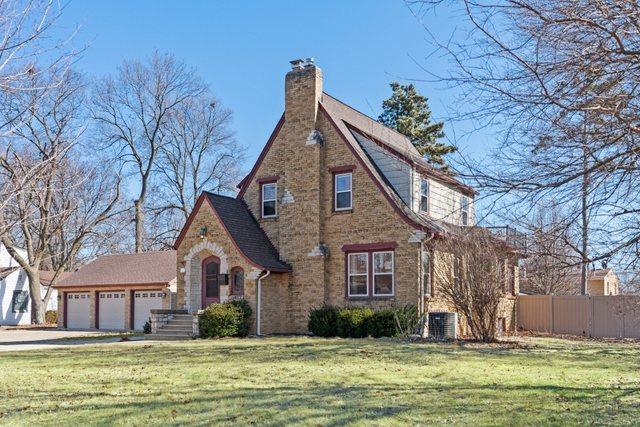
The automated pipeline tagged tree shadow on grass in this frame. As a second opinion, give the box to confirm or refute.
[8,382,640,426]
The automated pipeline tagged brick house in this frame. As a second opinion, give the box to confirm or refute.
[173,59,519,336]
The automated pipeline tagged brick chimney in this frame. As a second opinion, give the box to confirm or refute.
[285,58,323,126]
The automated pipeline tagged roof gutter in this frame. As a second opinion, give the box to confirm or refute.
[256,270,271,336]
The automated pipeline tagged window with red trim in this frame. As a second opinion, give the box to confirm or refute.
[345,247,395,298]
[261,182,277,218]
[334,172,352,211]
[231,267,245,295]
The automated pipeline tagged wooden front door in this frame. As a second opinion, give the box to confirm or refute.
[201,256,220,308]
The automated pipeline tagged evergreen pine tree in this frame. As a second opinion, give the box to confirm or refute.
[379,82,455,173]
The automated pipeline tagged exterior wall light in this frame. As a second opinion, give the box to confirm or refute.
[197,226,207,239]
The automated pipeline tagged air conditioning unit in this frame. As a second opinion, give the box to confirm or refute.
[428,312,457,340]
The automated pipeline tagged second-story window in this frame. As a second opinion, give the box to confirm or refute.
[335,172,352,211]
[460,195,470,226]
[261,182,277,218]
[420,179,429,213]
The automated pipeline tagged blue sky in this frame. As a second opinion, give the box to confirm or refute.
[56,1,490,171]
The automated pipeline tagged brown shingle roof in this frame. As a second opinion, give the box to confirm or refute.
[38,270,70,286]
[55,250,176,288]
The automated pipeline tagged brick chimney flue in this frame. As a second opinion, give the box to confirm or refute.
[285,58,323,126]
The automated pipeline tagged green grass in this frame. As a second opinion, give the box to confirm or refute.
[0,337,638,426]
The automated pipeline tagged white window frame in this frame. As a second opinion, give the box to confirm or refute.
[420,179,429,214]
[261,182,277,218]
[460,195,470,226]
[347,252,368,297]
[373,251,394,297]
[334,172,353,211]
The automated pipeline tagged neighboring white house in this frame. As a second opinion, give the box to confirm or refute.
[0,244,58,326]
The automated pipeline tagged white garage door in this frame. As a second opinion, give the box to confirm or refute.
[98,292,125,330]
[134,291,164,330]
[67,293,90,329]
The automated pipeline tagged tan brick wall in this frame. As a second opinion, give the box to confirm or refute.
[177,64,520,336]
[241,65,423,333]
[175,201,290,334]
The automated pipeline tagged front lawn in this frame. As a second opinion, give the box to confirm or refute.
[1,337,638,425]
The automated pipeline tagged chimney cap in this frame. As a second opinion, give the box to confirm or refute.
[290,57,316,70]
[290,59,305,70]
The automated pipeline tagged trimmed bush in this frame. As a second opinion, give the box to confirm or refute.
[199,300,252,338]
[308,306,339,337]
[367,309,398,338]
[45,310,57,324]
[308,305,421,338]
[228,299,252,337]
[336,307,375,338]
[143,320,152,334]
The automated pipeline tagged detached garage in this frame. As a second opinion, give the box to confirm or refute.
[53,251,177,330]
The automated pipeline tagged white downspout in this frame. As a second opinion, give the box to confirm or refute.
[256,270,270,336]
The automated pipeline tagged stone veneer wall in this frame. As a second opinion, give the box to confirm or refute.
[175,203,289,334]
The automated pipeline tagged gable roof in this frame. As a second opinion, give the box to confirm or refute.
[173,192,291,272]
[39,270,71,286]
[204,192,291,271]
[233,92,475,237]
[321,93,476,196]
[319,94,451,235]
[55,250,177,288]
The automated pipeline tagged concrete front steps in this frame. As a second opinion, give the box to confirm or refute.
[148,313,194,341]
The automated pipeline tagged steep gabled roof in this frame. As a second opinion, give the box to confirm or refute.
[173,192,291,272]
[321,93,476,196]
[204,192,291,272]
[55,251,177,288]
[319,95,451,236]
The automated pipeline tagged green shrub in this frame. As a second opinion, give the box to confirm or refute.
[228,299,252,337]
[394,304,420,336]
[366,309,398,338]
[308,306,339,337]
[336,307,374,338]
[143,321,152,334]
[199,300,252,338]
[45,310,57,324]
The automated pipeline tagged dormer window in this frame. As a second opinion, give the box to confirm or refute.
[334,172,352,211]
[261,182,277,218]
[420,179,429,213]
[460,195,470,226]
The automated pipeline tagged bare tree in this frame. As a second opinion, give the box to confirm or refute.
[432,228,514,342]
[0,70,121,323]
[146,95,242,247]
[410,0,640,275]
[0,0,76,219]
[92,52,207,252]
[520,203,580,295]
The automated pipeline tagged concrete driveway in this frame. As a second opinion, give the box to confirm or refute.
[0,328,140,352]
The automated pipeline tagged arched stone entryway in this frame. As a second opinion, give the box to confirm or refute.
[183,240,228,312]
